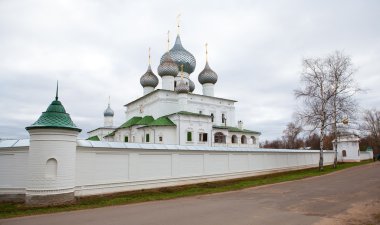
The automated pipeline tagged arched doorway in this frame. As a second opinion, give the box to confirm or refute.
[251,136,256,144]
[214,132,225,143]
[241,135,247,144]
[231,135,238,144]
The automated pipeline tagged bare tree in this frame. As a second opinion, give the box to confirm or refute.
[361,109,380,144]
[327,51,358,168]
[295,57,334,171]
[282,122,303,149]
[294,51,358,171]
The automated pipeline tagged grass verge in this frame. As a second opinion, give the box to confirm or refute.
[0,160,374,219]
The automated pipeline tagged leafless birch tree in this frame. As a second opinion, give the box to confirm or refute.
[295,51,358,171]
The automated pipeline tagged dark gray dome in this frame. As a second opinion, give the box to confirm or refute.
[157,53,179,77]
[160,35,196,74]
[189,79,195,92]
[104,104,114,117]
[140,65,159,88]
[175,80,189,94]
[198,62,218,84]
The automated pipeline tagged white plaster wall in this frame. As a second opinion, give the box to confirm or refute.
[338,140,360,162]
[125,90,236,127]
[74,145,335,197]
[1,141,338,198]
[169,114,213,146]
[0,148,28,193]
[360,151,373,161]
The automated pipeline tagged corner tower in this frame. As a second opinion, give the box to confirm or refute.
[25,83,81,206]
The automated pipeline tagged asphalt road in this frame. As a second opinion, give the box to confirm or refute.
[1,162,380,225]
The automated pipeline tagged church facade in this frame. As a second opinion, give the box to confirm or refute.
[88,33,261,147]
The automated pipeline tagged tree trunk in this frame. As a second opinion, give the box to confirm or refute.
[319,121,325,171]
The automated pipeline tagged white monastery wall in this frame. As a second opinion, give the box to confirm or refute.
[1,139,348,201]
[73,141,335,197]
[359,151,373,161]
[0,145,28,194]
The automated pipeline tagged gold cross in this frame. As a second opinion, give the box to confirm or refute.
[176,14,181,34]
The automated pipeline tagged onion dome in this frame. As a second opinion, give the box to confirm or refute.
[26,83,81,132]
[104,104,114,117]
[160,35,196,74]
[158,53,179,77]
[198,62,218,84]
[140,65,159,88]
[189,79,195,92]
[175,80,189,94]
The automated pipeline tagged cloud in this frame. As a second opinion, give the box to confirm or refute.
[0,0,379,141]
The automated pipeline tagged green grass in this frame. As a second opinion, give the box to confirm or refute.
[0,160,373,219]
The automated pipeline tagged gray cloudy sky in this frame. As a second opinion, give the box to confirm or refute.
[1,0,379,141]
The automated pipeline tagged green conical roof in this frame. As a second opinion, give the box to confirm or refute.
[26,84,81,132]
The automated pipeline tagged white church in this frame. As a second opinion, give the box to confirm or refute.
[88,32,261,147]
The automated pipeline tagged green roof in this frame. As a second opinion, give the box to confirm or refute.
[26,90,81,132]
[213,125,261,135]
[148,116,176,126]
[167,111,211,117]
[119,116,142,128]
[136,116,154,125]
[87,135,100,141]
[104,130,116,138]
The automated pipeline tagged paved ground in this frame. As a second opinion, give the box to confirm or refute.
[1,162,380,225]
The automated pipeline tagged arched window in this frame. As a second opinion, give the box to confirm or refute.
[342,150,347,157]
[46,158,57,179]
[241,135,247,144]
[251,136,256,144]
[231,135,238,144]
[214,132,225,143]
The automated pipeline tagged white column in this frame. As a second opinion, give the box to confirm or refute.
[202,83,214,97]
[162,76,174,91]
[104,116,113,127]
[178,93,188,112]
[143,86,154,95]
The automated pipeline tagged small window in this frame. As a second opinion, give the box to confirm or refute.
[124,136,129,142]
[211,113,214,122]
[342,150,347,157]
[46,158,57,179]
[222,113,225,123]
[174,81,177,88]
[199,133,208,142]
[146,134,150,143]
[159,136,163,142]
[187,132,192,142]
